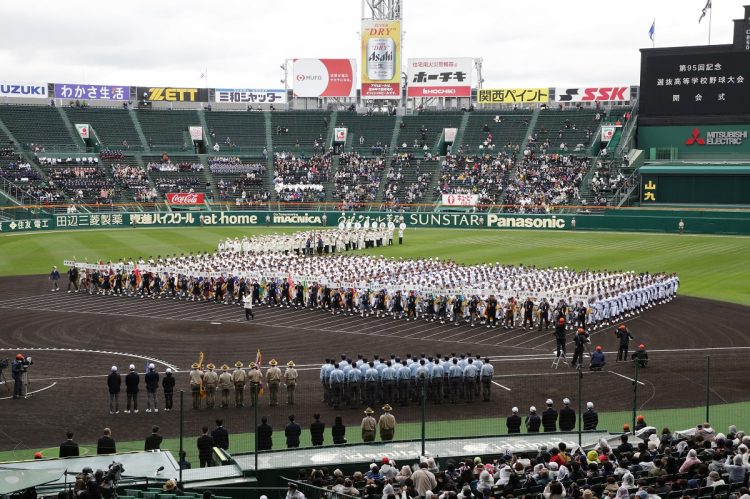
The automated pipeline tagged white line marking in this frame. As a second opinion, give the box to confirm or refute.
[491,380,512,391]
[609,370,646,386]
[0,382,57,400]
[210,322,222,325]
[0,348,179,372]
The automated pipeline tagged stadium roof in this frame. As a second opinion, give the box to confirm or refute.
[639,165,750,174]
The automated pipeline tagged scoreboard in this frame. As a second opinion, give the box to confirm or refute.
[639,50,750,117]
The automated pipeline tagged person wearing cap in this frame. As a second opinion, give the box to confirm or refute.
[189,362,204,410]
[285,415,301,448]
[59,431,79,458]
[542,399,558,432]
[266,359,282,407]
[218,365,233,408]
[526,406,541,432]
[583,402,598,430]
[212,419,229,450]
[204,364,219,409]
[361,407,377,442]
[11,354,26,399]
[145,363,160,413]
[616,325,634,361]
[257,416,273,451]
[145,425,163,451]
[554,317,567,358]
[590,346,606,371]
[571,328,589,369]
[97,427,116,455]
[632,344,649,368]
[378,404,396,441]
[634,415,648,432]
[50,266,60,292]
[247,362,262,406]
[284,361,298,405]
[107,366,121,414]
[125,364,140,414]
[310,413,325,446]
[162,368,175,411]
[559,398,576,432]
[507,407,521,434]
[232,362,247,408]
[285,482,306,499]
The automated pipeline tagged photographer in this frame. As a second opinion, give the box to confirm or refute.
[11,353,32,399]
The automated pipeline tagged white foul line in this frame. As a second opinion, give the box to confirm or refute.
[492,380,512,391]
[0,382,57,400]
[609,370,645,386]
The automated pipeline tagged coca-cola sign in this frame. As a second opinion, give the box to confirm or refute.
[166,192,205,205]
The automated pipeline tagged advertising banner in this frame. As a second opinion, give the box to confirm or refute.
[554,86,631,102]
[54,83,129,101]
[361,19,401,98]
[334,128,348,143]
[214,88,287,104]
[75,124,90,140]
[406,58,472,97]
[477,88,549,104]
[166,192,205,205]
[441,193,478,206]
[444,128,457,143]
[601,125,616,142]
[136,87,208,102]
[292,59,356,98]
[0,82,48,99]
[188,126,203,141]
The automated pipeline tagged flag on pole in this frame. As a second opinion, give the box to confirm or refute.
[648,20,655,42]
[198,351,207,398]
[200,73,205,79]
[256,349,264,397]
[699,0,711,23]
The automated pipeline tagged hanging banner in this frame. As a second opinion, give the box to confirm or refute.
[361,19,401,99]
[477,88,549,104]
[188,126,203,141]
[292,59,357,97]
[444,128,458,143]
[54,83,129,101]
[135,87,208,102]
[601,125,616,142]
[0,82,49,99]
[441,193,479,207]
[215,88,287,104]
[75,124,90,140]
[406,58,473,97]
[334,128,348,143]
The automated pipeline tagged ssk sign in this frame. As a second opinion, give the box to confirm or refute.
[555,86,631,102]
[166,193,205,205]
[0,82,49,99]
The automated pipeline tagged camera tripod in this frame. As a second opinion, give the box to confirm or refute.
[552,352,569,369]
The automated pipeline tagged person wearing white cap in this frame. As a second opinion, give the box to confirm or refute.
[526,406,541,433]
[583,402,598,430]
[125,364,139,414]
[542,399,558,432]
[559,398,576,432]
[506,406,521,434]
[145,363,160,413]
[107,366,121,415]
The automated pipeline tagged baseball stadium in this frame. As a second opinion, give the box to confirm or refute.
[1,1,750,498]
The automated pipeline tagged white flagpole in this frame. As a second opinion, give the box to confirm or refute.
[708,3,712,44]
[652,19,655,48]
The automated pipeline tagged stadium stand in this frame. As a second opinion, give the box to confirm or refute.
[460,111,531,155]
[503,154,590,213]
[332,152,385,209]
[210,156,270,208]
[434,152,514,209]
[0,149,59,204]
[64,107,142,149]
[135,109,200,150]
[273,151,331,203]
[398,113,462,153]
[106,157,154,203]
[0,105,79,151]
[39,157,113,205]
[334,113,395,156]
[382,152,439,209]
[530,110,599,154]
[144,154,205,196]
[204,111,267,154]
[270,111,330,154]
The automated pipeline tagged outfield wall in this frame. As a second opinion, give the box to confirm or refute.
[2,209,750,235]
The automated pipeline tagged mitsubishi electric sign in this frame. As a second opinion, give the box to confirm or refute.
[685,127,747,146]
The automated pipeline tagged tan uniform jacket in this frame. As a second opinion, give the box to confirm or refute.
[247,369,262,383]
[219,372,233,389]
[284,368,298,385]
[189,369,203,386]
[266,366,282,383]
[204,370,219,387]
[232,369,247,385]
[378,413,396,431]
[361,416,377,432]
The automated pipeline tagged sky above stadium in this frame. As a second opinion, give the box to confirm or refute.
[1,0,747,90]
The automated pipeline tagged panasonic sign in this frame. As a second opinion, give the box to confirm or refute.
[487,214,566,229]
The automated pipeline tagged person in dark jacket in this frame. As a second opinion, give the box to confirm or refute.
[285,414,301,448]
[331,415,346,445]
[632,344,649,368]
[145,363,160,413]
[583,402,598,430]
[589,346,606,370]
[97,427,116,455]
[554,318,567,358]
[571,328,588,368]
[257,417,273,451]
[616,325,634,361]
[162,368,176,411]
[542,399,558,432]
[125,364,139,414]
[107,366,121,415]
[310,413,325,446]
[59,432,79,458]
[506,407,522,434]
[197,426,214,468]
[526,406,541,433]
[559,398,576,432]
[211,419,229,450]
[145,425,163,451]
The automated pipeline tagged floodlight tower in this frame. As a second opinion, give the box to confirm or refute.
[362,0,401,20]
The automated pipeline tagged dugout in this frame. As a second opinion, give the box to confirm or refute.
[638,165,750,205]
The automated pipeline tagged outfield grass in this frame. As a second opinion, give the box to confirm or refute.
[0,400,745,463]
[1,227,748,305]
